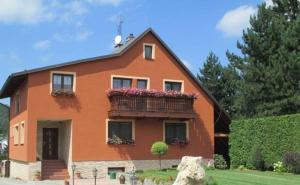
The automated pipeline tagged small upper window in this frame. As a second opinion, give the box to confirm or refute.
[165,81,182,92]
[144,44,154,60]
[52,73,74,92]
[137,79,148,89]
[14,93,20,115]
[113,78,132,89]
[13,124,19,145]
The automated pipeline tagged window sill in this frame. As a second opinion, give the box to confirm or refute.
[166,139,189,146]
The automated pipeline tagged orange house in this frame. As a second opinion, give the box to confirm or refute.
[0,28,230,180]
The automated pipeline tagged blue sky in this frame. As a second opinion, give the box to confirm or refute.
[0,0,268,105]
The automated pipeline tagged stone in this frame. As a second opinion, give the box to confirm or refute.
[173,156,205,185]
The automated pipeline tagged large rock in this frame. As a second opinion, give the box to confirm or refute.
[173,156,205,185]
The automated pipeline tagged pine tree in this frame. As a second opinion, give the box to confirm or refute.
[227,0,300,117]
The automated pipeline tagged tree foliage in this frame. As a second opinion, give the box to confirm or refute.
[151,141,168,170]
[0,103,9,140]
[199,0,300,118]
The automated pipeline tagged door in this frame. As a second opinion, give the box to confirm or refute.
[42,128,59,160]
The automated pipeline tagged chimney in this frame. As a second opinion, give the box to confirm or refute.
[126,33,135,43]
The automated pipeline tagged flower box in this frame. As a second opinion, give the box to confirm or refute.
[51,89,75,97]
[166,138,189,146]
[106,88,197,99]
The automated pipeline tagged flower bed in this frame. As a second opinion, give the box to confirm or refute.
[166,138,189,146]
[106,88,197,99]
[107,135,135,145]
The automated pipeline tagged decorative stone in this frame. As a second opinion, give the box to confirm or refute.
[173,156,205,185]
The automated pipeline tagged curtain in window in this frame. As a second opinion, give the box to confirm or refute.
[63,76,73,91]
[53,75,62,90]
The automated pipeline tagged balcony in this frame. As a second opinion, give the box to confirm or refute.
[107,89,196,119]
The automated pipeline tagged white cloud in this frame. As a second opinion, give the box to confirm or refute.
[75,30,93,41]
[216,5,257,37]
[85,0,124,6]
[0,0,53,24]
[34,40,51,50]
[264,0,274,7]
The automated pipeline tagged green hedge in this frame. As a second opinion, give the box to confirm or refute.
[230,114,300,168]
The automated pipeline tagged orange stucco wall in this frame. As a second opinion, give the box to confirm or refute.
[9,32,214,162]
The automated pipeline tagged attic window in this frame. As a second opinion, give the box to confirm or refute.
[144,43,155,60]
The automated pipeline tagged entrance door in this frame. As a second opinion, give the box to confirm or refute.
[43,128,59,160]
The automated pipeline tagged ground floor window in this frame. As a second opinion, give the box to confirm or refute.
[165,122,188,145]
[107,121,134,145]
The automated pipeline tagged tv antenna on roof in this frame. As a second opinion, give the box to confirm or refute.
[114,16,123,47]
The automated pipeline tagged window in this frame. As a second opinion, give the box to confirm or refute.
[14,93,20,115]
[165,122,187,144]
[108,121,133,140]
[20,122,25,145]
[52,73,74,92]
[164,81,182,92]
[144,44,154,60]
[137,79,148,89]
[113,78,132,89]
[13,124,19,145]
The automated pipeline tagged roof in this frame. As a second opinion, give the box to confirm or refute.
[0,27,230,121]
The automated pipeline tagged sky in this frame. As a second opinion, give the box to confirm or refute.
[0,0,269,105]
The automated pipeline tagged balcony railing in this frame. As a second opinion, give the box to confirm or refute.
[108,95,195,119]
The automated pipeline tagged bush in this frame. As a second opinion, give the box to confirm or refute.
[249,147,265,171]
[213,154,227,169]
[283,152,300,174]
[203,176,218,185]
[151,141,168,170]
[273,161,286,173]
[230,114,300,168]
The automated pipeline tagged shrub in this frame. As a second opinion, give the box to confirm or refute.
[151,141,168,170]
[213,154,227,169]
[237,165,247,171]
[203,176,218,185]
[283,152,300,174]
[273,161,286,173]
[249,147,265,171]
[230,114,300,168]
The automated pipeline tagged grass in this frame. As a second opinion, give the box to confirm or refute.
[136,169,300,185]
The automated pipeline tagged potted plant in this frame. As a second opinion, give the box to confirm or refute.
[33,170,41,181]
[75,171,81,179]
[119,174,126,184]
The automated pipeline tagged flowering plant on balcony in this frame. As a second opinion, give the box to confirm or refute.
[51,89,74,97]
[166,138,189,146]
[107,135,135,145]
[106,88,197,99]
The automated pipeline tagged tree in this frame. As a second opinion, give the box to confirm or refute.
[151,141,168,170]
[227,0,300,117]
[198,52,240,117]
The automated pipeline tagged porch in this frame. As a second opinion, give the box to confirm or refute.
[36,120,72,180]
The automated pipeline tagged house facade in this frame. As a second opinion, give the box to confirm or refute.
[0,28,229,180]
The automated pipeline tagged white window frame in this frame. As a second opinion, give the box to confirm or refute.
[163,79,184,93]
[143,43,155,60]
[50,71,76,94]
[111,75,150,89]
[20,121,25,145]
[162,120,189,142]
[105,119,135,143]
[13,123,20,145]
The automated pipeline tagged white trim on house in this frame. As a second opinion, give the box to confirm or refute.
[143,43,156,60]
[50,71,77,94]
[163,79,184,93]
[111,75,150,89]
[105,119,136,143]
[20,121,25,145]
[162,120,189,142]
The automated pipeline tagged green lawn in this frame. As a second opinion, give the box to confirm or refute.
[136,169,300,185]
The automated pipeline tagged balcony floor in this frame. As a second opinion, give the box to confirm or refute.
[108,110,196,120]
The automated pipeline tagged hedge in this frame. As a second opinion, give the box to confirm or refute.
[230,114,300,168]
